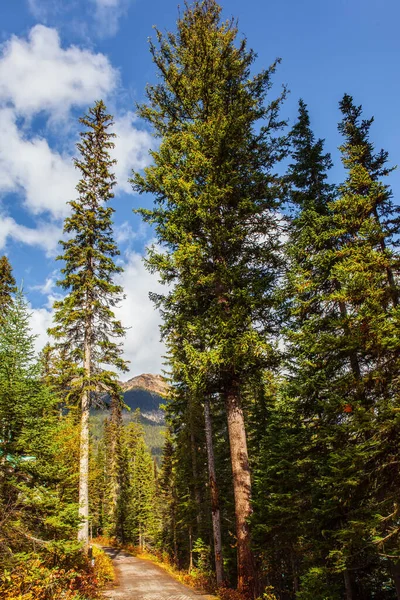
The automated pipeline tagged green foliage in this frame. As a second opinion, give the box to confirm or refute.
[0,289,42,460]
[192,538,212,574]
[50,99,127,400]
[0,255,17,318]
[0,550,99,600]
[2,5,400,599]
[120,421,159,546]
[296,568,341,600]
[131,2,287,593]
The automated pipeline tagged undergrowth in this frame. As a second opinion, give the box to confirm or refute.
[0,545,114,600]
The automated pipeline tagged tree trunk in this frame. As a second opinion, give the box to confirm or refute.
[108,393,122,533]
[172,495,178,566]
[343,569,354,600]
[204,397,224,587]
[78,315,91,548]
[224,379,257,597]
[78,386,90,546]
[189,525,193,572]
[189,404,202,529]
[390,561,400,599]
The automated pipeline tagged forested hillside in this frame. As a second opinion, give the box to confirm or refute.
[1,1,400,599]
[90,374,166,460]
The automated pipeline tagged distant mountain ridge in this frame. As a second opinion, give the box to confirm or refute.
[91,373,168,460]
[121,373,169,397]
[120,373,169,425]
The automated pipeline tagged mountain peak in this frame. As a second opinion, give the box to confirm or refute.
[121,373,169,397]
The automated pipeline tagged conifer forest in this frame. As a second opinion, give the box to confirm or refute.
[1,1,400,599]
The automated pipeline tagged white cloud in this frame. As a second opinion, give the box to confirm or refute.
[31,272,59,296]
[27,0,71,21]
[27,0,131,39]
[0,25,151,249]
[113,112,152,192]
[92,0,133,38]
[0,214,61,255]
[0,108,76,218]
[114,221,149,245]
[0,107,151,221]
[0,25,117,118]
[115,250,166,377]
[30,304,54,356]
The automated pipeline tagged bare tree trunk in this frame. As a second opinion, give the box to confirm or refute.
[343,569,354,600]
[172,501,178,566]
[78,387,90,546]
[224,379,257,597]
[78,315,91,548]
[108,393,122,533]
[189,411,202,528]
[204,397,224,587]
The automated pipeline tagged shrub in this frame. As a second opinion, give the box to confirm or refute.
[296,567,341,600]
[92,547,115,586]
[0,551,99,600]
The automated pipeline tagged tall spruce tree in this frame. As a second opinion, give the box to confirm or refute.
[251,102,338,597]
[132,1,287,594]
[0,289,40,462]
[50,100,127,548]
[0,290,82,569]
[267,98,400,598]
[0,256,17,319]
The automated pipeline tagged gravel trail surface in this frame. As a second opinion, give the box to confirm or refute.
[101,547,212,600]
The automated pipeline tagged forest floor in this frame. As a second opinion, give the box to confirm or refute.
[101,546,215,600]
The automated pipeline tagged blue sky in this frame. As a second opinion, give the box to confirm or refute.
[1,0,399,376]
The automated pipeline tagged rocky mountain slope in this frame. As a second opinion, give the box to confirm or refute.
[91,373,168,460]
[120,373,168,425]
[121,373,169,397]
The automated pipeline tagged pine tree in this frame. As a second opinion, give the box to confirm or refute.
[326,95,400,595]
[131,2,287,593]
[204,396,224,586]
[158,432,179,562]
[269,98,400,598]
[103,391,124,537]
[119,420,158,547]
[0,289,81,566]
[0,289,39,460]
[49,100,127,548]
[0,255,17,319]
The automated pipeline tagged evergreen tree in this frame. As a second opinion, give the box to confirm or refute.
[0,289,80,568]
[131,1,287,593]
[101,391,124,538]
[158,432,179,562]
[118,419,158,547]
[49,100,128,548]
[0,289,40,460]
[0,255,17,319]
[261,98,400,598]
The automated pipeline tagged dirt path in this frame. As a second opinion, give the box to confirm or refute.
[101,547,213,600]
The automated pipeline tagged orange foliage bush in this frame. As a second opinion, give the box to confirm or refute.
[0,554,99,600]
[92,546,115,586]
[218,586,250,600]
